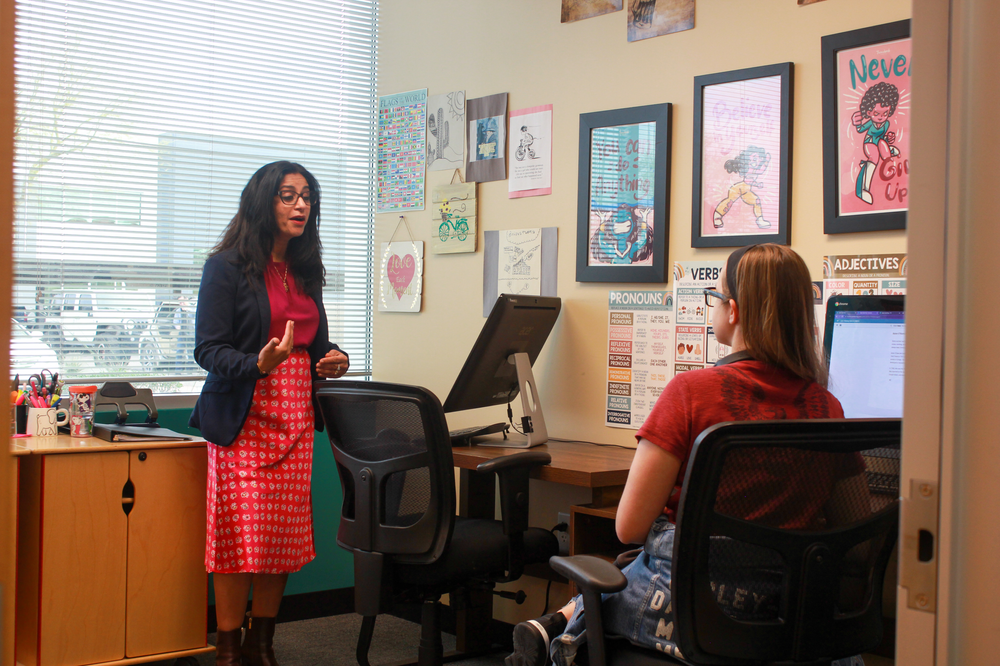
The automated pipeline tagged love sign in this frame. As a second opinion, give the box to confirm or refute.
[379,241,424,312]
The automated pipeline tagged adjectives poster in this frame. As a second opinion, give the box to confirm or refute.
[606,290,674,429]
[821,253,906,342]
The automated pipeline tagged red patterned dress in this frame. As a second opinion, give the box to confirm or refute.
[205,261,320,574]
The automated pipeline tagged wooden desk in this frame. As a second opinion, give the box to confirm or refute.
[11,434,213,666]
[451,436,634,651]
[452,437,634,515]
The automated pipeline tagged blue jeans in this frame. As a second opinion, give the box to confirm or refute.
[549,516,865,666]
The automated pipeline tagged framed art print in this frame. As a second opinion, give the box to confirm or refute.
[691,63,793,248]
[576,103,671,283]
[822,20,911,234]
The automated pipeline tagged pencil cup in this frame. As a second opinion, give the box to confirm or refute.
[68,385,97,438]
[16,403,27,434]
[26,406,69,437]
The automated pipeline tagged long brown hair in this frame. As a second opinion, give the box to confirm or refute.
[210,161,325,293]
[732,244,827,385]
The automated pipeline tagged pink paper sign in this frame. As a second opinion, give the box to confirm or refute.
[836,37,911,216]
[700,75,783,238]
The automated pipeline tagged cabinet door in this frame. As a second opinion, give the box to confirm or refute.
[40,452,129,666]
[125,447,208,657]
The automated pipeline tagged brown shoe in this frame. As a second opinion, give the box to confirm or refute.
[241,616,278,666]
[215,628,243,666]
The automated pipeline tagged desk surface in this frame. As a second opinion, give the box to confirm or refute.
[10,433,207,456]
[451,436,634,489]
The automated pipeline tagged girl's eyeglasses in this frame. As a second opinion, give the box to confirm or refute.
[704,288,730,307]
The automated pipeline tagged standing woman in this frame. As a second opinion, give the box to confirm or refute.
[189,161,350,666]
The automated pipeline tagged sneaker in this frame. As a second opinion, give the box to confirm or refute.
[505,613,568,666]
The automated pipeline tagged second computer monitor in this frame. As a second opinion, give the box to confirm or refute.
[824,294,905,418]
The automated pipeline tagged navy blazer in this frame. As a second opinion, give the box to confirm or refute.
[188,249,345,446]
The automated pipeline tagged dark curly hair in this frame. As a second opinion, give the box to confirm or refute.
[724,146,768,180]
[210,161,325,293]
[859,81,900,118]
[590,204,654,263]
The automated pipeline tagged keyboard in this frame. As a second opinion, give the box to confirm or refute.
[449,422,509,444]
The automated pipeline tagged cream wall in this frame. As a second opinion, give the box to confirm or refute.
[374,0,910,443]
[375,0,911,624]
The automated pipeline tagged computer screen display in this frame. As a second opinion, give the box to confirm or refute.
[823,295,905,418]
[442,294,561,413]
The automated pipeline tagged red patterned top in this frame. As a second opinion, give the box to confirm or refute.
[264,261,319,347]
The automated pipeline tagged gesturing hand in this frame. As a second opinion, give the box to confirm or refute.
[258,320,294,374]
[316,349,350,379]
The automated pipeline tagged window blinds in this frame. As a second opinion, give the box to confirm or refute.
[11,0,377,388]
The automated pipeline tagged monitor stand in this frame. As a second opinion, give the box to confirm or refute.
[473,352,548,449]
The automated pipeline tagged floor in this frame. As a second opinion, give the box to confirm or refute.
[185,613,893,666]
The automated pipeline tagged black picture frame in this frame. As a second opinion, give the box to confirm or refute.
[691,63,793,248]
[822,20,911,234]
[576,103,671,283]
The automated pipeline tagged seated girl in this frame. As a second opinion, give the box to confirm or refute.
[506,244,866,666]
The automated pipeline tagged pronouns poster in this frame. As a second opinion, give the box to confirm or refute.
[606,290,673,430]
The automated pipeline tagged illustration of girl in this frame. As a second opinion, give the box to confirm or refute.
[590,203,653,265]
[852,81,900,205]
[713,146,771,230]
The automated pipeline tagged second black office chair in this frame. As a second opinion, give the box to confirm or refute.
[315,380,559,666]
[552,418,901,666]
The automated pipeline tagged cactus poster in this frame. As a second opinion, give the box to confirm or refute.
[426,91,465,171]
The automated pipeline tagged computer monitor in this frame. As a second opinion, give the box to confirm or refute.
[443,294,561,447]
[823,294,905,418]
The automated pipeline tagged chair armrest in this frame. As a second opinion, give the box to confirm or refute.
[549,555,626,666]
[549,555,628,594]
[475,451,551,474]
[475,452,551,582]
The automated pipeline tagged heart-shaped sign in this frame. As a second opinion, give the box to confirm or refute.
[686,344,694,353]
[387,253,416,300]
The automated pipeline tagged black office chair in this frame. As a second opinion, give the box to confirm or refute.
[314,380,559,666]
[552,419,901,666]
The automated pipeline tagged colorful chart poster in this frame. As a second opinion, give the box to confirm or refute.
[509,104,553,198]
[588,122,656,267]
[836,38,911,216]
[671,261,729,376]
[606,290,674,430]
[377,89,427,213]
[699,75,783,238]
[820,253,907,343]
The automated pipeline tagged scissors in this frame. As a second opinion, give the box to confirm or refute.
[29,370,57,405]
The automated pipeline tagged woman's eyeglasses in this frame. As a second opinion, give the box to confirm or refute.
[277,189,317,206]
[704,288,729,307]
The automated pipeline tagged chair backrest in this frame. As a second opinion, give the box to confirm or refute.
[314,380,456,565]
[672,419,901,665]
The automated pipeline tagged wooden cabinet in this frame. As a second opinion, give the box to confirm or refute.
[15,444,209,666]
